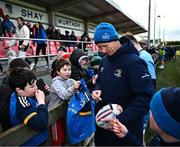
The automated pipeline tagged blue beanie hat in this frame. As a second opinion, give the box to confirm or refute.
[150,87,180,139]
[94,22,119,44]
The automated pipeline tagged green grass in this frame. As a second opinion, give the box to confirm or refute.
[156,57,180,90]
[145,56,180,144]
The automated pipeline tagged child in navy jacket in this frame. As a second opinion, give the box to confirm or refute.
[8,68,48,145]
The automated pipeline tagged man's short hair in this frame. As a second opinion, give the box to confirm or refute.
[17,17,24,22]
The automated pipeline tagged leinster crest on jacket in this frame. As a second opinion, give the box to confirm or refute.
[114,69,122,78]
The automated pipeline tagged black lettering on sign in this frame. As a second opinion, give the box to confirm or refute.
[39,13,43,20]
[20,9,43,20]
[58,18,62,24]
[27,10,33,18]
[57,18,80,28]
[34,12,38,19]
[21,9,26,17]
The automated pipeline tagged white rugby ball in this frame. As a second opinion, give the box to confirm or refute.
[96,104,123,129]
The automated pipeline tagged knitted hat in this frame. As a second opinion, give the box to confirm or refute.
[150,87,180,139]
[90,55,102,67]
[94,22,119,44]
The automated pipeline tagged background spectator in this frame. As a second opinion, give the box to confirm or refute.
[6,17,32,66]
[49,26,58,39]
[56,29,64,40]
[63,30,71,48]
[70,31,77,47]
[34,22,48,68]
[78,32,91,52]
[2,15,16,37]
[46,25,53,39]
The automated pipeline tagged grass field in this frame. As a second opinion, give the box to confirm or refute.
[145,55,180,144]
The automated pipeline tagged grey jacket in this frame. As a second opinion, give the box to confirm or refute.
[48,76,76,109]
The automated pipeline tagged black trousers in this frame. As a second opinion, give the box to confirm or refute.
[35,43,48,65]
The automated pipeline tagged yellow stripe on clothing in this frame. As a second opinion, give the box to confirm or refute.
[24,112,37,125]
[79,111,92,116]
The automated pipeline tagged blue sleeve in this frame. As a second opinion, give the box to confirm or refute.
[16,96,48,131]
[117,59,154,126]
[41,29,47,39]
[10,21,16,29]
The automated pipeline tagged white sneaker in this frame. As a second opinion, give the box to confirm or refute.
[30,62,35,70]
[158,65,164,69]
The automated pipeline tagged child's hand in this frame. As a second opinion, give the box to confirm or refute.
[44,83,50,92]
[92,90,102,101]
[92,74,98,84]
[73,81,80,90]
[35,89,45,105]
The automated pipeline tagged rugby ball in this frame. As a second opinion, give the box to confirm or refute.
[96,104,123,129]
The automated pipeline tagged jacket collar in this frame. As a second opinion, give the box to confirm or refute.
[108,42,139,60]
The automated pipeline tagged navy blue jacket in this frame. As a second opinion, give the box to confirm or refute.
[121,132,180,146]
[10,92,48,145]
[10,92,48,131]
[94,42,155,145]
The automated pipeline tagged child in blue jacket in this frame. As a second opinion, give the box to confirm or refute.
[8,68,48,146]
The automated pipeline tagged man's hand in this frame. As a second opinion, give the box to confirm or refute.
[111,119,128,138]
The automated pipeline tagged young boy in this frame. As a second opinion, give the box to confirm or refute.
[0,59,50,133]
[109,87,180,146]
[48,59,80,145]
[49,58,80,109]
[8,68,48,145]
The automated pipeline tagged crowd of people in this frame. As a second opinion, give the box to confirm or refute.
[0,14,93,72]
[0,20,180,146]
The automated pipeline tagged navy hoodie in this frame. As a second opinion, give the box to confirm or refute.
[94,42,155,146]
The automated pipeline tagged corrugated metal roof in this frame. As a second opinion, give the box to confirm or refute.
[18,0,147,34]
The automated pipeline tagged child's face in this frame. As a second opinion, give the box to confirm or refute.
[149,111,163,135]
[17,80,37,97]
[57,65,71,80]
